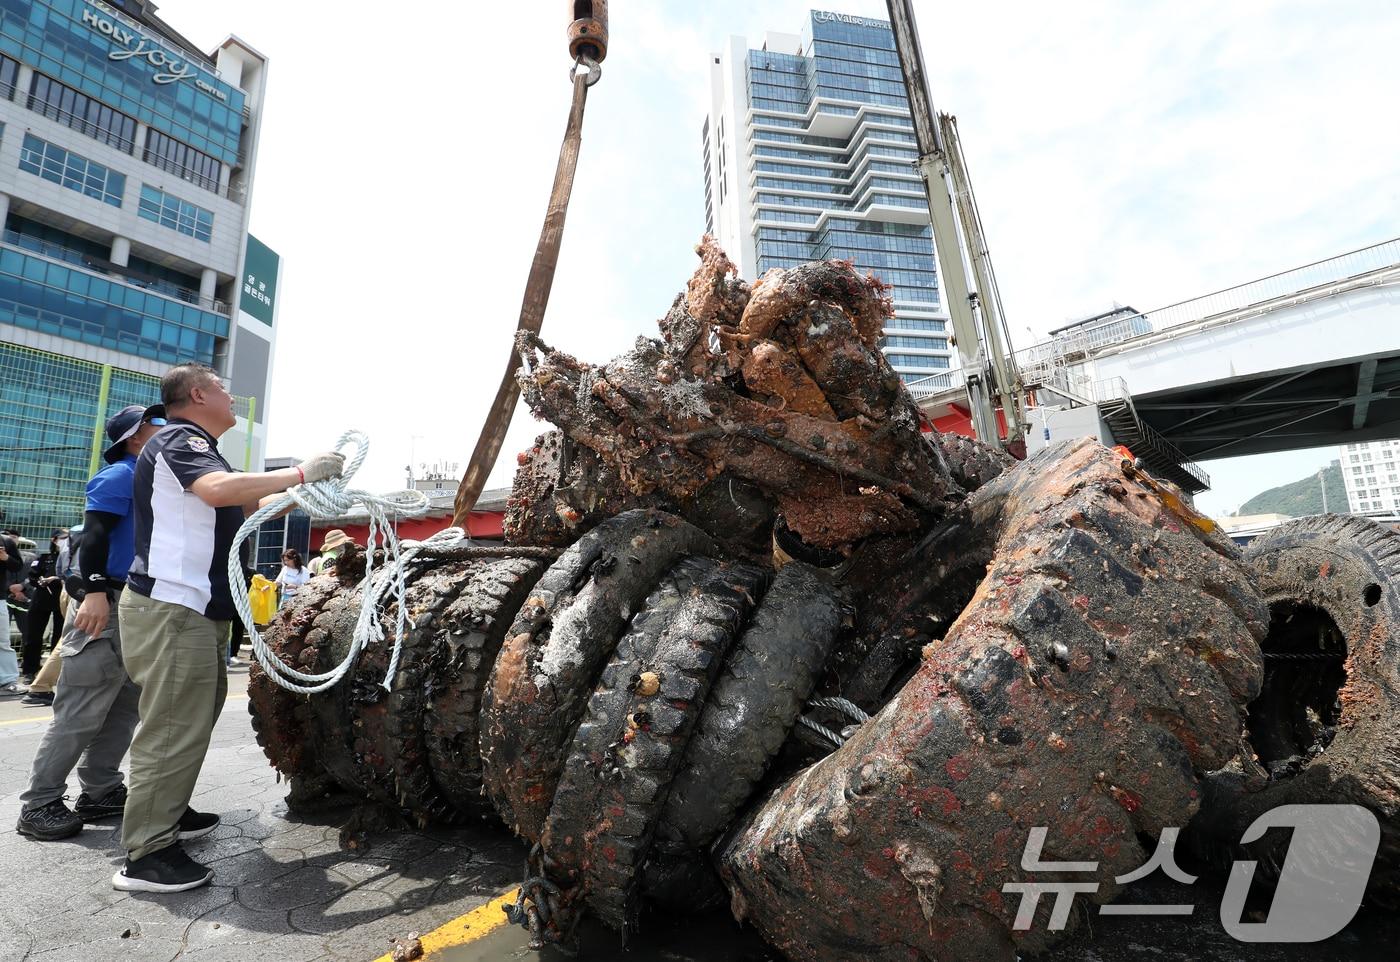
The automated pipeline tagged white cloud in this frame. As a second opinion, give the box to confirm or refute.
[158,0,1400,508]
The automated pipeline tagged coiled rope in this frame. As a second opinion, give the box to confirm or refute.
[229,430,471,695]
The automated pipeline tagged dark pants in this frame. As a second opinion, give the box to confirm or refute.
[229,615,244,658]
[21,584,62,676]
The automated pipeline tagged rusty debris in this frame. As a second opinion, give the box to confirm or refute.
[389,934,424,962]
[246,239,1395,961]
[516,236,958,552]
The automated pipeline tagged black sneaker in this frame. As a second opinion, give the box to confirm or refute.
[111,843,213,893]
[177,807,219,841]
[20,690,53,707]
[16,799,82,841]
[74,783,127,820]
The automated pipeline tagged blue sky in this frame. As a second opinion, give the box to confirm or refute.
[159,0,1400,513]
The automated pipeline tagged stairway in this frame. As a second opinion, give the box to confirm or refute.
[1097,380,1210,493]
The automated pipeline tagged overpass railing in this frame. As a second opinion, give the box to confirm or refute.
[907,235,1400,399]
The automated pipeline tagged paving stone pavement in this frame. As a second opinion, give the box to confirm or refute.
[5,670,1400,962]
[0,667,524,962]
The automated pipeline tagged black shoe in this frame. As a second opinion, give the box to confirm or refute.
[111,843,213,893]
[16,799,82,841]
[20,690,53,707]
[74,783,127,820]
[177,807,219,841]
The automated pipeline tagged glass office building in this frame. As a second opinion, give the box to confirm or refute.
[0,0,274,539]
[703,10,950,383]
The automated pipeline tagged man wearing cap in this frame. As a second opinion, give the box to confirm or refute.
[115,363,345,893]
[15,403,166,841]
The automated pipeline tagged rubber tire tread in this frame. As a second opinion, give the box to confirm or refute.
[378,562,482,821]
[718,438,1268,962]
[937,432,1014,493]
[247,576,344,777]
[659,562,842,851]
[423,557,548,816]
[1193,513,1400,904]
[541,557,718,889]
[305,582,375,795]
[582,562,767,932]
[480,510,718,842]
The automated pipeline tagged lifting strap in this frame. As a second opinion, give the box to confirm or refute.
[452,23,604,529]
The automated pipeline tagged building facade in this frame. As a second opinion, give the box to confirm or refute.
[0,0,274,539]
[702,9,950,383]
[1340,439,1400,514]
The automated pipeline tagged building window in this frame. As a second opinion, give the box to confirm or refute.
[138,185,213,242]
[0,246,225,367]
[18,134,126,207]
[0,54,18,101]
[143,129,223,194]
[879,334,949,350]
[884,353,951,369]
[27,73,138,154]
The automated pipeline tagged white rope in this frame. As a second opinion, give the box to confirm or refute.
[228,430,469,695]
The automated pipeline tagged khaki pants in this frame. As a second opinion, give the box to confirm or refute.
[29,647,62,694]
[117,592,228,861]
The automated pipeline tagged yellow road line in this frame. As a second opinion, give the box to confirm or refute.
[371,887,519,960]
[3,690,247,727]
[0,713,52,726]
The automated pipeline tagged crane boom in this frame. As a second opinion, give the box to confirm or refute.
[884,0,1025,453]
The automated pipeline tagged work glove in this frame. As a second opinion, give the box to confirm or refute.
[298,451,346,484]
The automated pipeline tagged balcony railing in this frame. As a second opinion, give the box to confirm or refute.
[1,229,230,317]
[25,98,136,154]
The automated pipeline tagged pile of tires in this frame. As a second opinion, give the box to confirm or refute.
[252,510,845,938]
[249,439,1289,959]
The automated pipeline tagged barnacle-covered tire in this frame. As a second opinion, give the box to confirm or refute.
[480,510,718,842]
[377,563,484,822]
[541,558,719,907]
[306,564,475,815]
[1190,514,1400,903]
[658,562,843,851]
[284,579,372,794]
[936,432,1015,493]
[718,438,1267,962]
[562,562,766,931]
[248,576,345,778]
[423,557,547,816]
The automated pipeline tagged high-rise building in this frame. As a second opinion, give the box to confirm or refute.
[702,9,950,383]
[0,0,275,539]
[1339,439,1400,514]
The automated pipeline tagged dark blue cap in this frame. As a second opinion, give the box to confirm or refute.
[103,403,166,463]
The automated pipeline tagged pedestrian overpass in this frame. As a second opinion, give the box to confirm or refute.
[910,237,1400,493]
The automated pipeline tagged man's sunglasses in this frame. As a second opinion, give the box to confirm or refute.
[145,417,168,426]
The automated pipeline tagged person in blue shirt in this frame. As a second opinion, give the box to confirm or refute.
[15,403,166,841]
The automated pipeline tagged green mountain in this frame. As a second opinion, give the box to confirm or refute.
[1236,460,1346,517]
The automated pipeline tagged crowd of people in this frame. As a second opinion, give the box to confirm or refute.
[3,362,349,894]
